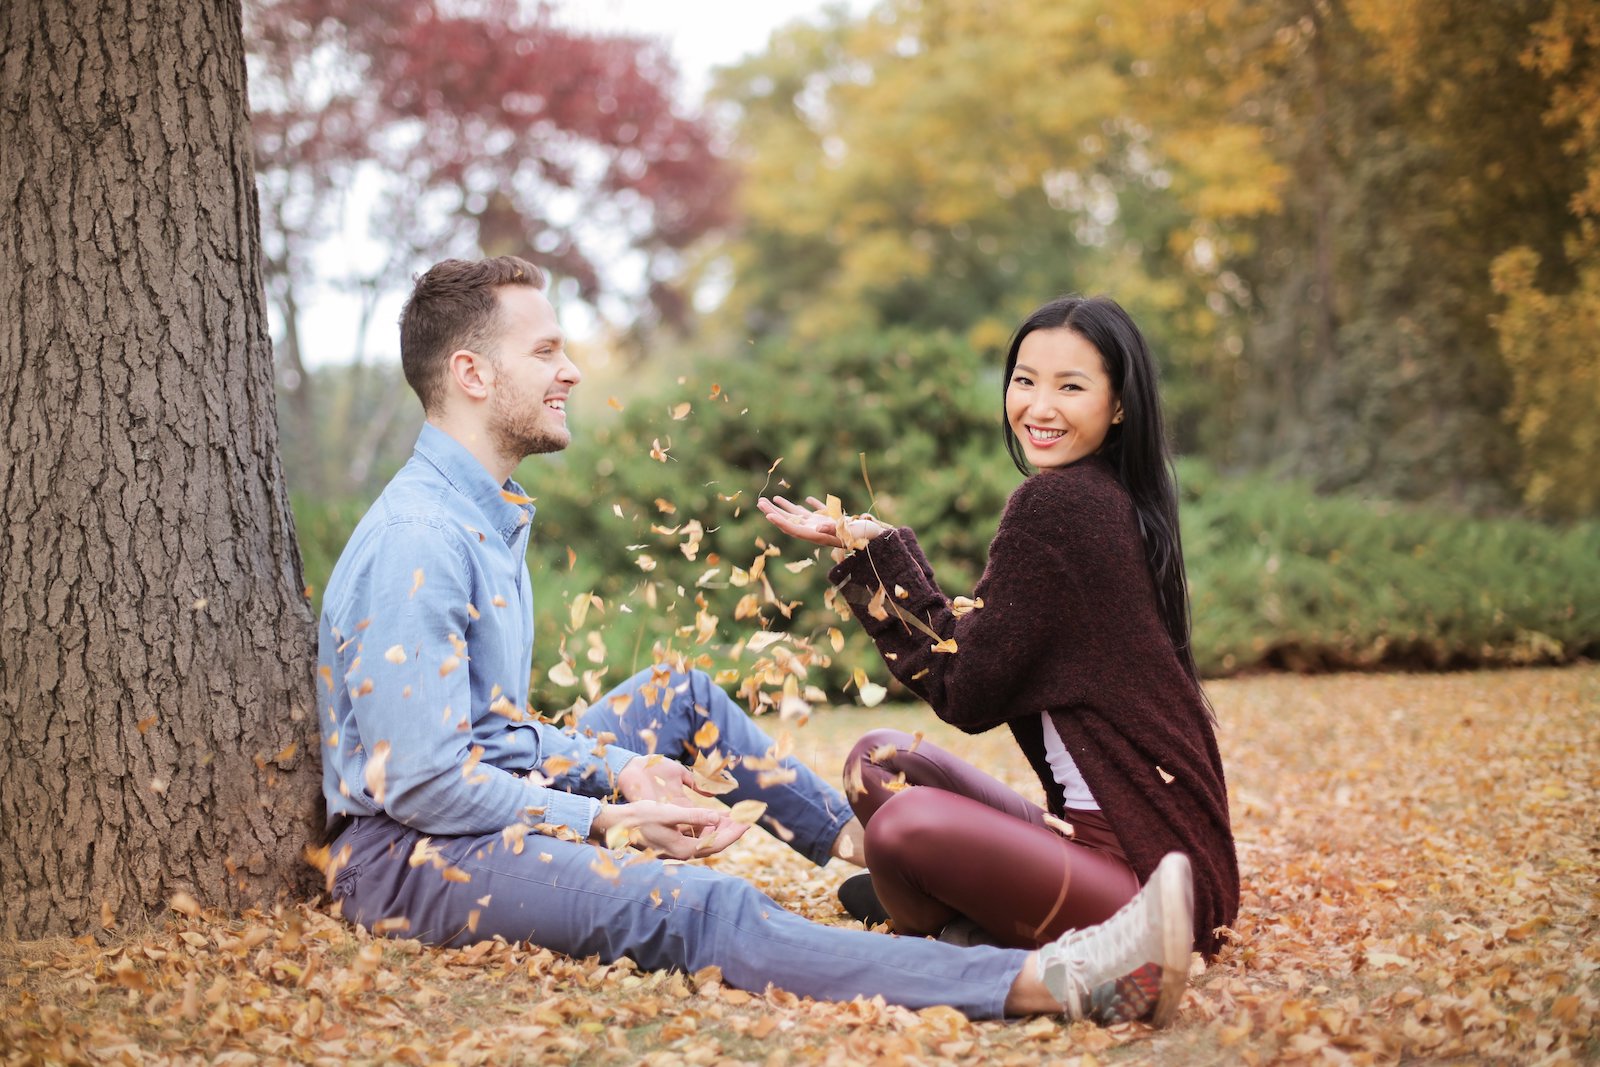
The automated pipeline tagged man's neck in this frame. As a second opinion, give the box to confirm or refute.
[426,416,516,485]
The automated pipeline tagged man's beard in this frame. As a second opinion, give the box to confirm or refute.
[488,385,570,462]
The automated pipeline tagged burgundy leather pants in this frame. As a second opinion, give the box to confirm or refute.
[845,728,1140,949]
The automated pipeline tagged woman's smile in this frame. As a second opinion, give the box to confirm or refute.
[1006,328,1120,469]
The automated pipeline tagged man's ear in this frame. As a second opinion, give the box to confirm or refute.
[446,348,493,401]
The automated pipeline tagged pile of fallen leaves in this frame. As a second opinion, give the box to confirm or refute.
[3,666,1596,1065]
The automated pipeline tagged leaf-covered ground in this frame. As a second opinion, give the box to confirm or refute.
[4,666,1596,1065]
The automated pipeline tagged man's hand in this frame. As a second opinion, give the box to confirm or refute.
[589,800,749,860]
[616,754,706,805]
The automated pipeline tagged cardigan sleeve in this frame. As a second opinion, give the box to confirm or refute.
[829,473,1093,734]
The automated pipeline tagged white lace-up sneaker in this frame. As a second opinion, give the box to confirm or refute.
[1035,852,1194,1027]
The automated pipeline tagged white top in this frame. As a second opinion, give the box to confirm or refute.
[1041,713,1100,810]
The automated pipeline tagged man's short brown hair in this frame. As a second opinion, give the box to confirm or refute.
[399,256,546,413]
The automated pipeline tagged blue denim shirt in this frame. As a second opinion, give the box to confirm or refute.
[318,422,638,838]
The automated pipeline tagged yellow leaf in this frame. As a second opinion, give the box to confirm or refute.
[365,740,392,804]
[693,721,720,749]
[1156,765,1175,784]
[867,584,889,621]
[439,655,461,677]
[671,402,692,420]
[859,682,888,707]
[547,661,578,687]
[607,396,624,411]
[409,569,424,598]
[500,489,535,505]
[384,645,407,664]
[728,799,768,825]
[746,631,785,652]
[931,637,958,653]
[1043,813,1075,838]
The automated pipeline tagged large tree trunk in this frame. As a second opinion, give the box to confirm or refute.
[0,0,319,938]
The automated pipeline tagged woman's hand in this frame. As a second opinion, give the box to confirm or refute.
[757,495,891,551]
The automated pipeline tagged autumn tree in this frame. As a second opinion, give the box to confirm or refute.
[0,0,318,936]
[247,0,734,497]
[711,0,1594,510]
[1489,0,1600,518]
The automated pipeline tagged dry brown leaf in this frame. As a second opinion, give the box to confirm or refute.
[365,740,392,804]
[727,799,768,825]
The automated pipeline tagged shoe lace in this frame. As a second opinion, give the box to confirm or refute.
[1042,892,1148,1019]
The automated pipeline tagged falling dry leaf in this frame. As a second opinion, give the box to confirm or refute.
[500,489,534,505]
[384,645,407,664]
[931,637,958,653]
[727,799,768,825]
[365,740,392,804]
[409,569,425,597]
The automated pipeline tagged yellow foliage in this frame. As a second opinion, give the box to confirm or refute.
[1491,247,1600,517]
[1522,0,1600,234]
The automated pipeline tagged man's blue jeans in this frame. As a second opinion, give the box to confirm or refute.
[574,666,857,866]
[329,667,1028,1017]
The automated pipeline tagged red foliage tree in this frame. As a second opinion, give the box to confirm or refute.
[247,0,733,491]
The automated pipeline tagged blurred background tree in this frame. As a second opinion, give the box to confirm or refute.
[258,0,1600,689]
[711,0,1594,508]
[246,0,733,496]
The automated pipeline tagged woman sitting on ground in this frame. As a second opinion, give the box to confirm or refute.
[759,295,1238,1025]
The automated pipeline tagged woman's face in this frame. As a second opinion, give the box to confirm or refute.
[1006,327,1121,469]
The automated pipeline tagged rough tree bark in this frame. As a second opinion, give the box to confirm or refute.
[0,0,319,937]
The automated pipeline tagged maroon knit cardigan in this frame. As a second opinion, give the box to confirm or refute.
[829,456,1239,957]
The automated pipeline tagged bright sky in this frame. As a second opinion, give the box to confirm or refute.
[289,0,865,368]
[556,0,851,102]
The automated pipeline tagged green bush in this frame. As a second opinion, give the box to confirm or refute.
[1179,461,1600,674]
[292,328,1600,712]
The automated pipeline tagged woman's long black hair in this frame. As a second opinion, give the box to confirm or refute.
[1002,295,1212,716]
